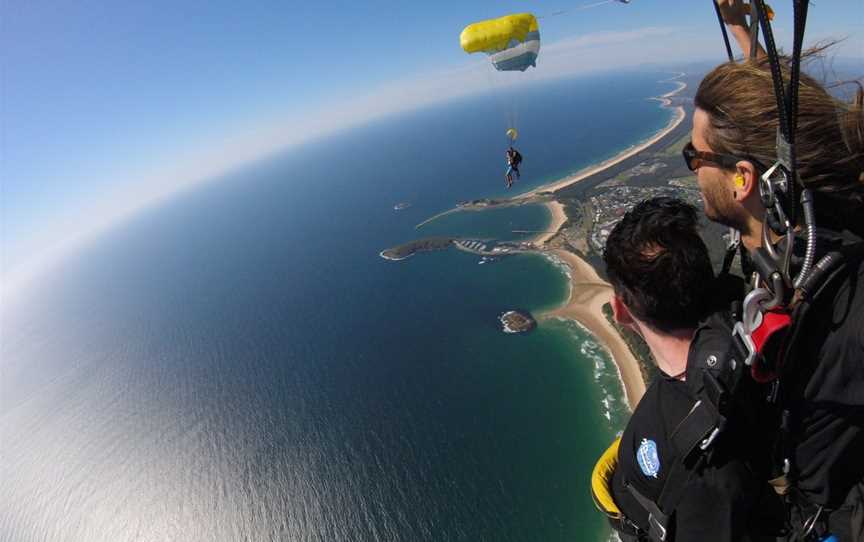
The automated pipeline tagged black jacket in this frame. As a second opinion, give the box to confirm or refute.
[787,229,864,509]
[610,310,781,542]
[611,375,767,541]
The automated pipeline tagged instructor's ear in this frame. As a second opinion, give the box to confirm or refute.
[734,161,759,202]
[611,295,634,326]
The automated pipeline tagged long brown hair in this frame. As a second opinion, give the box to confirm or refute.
[694,49,864,223]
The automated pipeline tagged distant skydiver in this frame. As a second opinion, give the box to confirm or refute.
[461,14,536,189]
[505,147,522,188]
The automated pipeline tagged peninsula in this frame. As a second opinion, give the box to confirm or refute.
[380,237,453,261]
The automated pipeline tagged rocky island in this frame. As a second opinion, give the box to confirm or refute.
[499,310,536,334]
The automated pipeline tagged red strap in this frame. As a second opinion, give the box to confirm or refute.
[751,309,792,383]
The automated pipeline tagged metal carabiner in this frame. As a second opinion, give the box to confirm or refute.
[733,287,773,366]
[743,287,773,333]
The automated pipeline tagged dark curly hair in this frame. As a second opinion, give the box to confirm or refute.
[603,197,715,333]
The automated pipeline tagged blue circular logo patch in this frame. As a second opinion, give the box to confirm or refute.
[637,438,660,478]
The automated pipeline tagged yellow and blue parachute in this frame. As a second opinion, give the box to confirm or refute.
[460,13,540,72]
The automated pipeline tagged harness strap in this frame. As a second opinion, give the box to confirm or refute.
[625,482,672,542]
[721,228,741,276]
[609,515,645,539]
[671,398,723,460]
[623,400,719,542]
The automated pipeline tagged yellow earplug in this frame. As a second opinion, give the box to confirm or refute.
[734,174,745,187]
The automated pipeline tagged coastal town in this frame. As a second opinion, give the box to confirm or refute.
[584,181,703,253]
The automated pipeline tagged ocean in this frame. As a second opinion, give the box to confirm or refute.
[1,71,675,541]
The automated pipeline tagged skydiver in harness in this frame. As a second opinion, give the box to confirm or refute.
[591,2,864,540]
[505,146,522,189]
[683,1,864,539]
[591,197,784,541]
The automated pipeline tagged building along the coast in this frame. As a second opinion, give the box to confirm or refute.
[587,184,703,253]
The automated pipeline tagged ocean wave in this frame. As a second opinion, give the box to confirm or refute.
[538,253,573,282]
[546,318,629,429]
[379,251,412,262]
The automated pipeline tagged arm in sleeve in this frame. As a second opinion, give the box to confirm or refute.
[715,0,767,58]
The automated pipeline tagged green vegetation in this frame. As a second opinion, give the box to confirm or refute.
[659,133,691,157]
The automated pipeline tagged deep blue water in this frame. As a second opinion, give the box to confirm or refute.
[1,71,674,541]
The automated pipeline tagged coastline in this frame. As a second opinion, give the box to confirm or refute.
[534,200,567,245]
[524,79,686,198]
[532,75,687,410]
[541,250,646,410]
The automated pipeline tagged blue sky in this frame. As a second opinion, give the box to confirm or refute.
[2,0,862,291]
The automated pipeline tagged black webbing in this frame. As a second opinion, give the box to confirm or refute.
[754,0,790,141]
[787,0,809,144]
[752,0,810,229]
[626,482,672,541]
[713,1,734,61]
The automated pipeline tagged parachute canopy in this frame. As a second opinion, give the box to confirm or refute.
[460,13,540,72]
[506,128,518,141]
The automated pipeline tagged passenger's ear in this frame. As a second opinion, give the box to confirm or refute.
[734,161,759,202]
[611,295,634,326]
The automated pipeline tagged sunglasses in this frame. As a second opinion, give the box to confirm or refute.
[682,141,743,172]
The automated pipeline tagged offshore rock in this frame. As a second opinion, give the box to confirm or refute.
[499,310,536,334]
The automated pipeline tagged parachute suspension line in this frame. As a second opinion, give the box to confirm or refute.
[536,1,614,20]
[573,0,615,11]
[484,69,514,144]
[461,13,539,152]
[713,2,734,61]
[508,90,520,143]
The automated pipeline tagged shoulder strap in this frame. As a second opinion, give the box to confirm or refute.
[625,453,703,542]
[622,395,720,542]
[622,311,747,542]
[625,482,672,542]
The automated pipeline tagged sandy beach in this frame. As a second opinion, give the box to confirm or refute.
[532,75,687,410]
[533,200,567,245]
[542,250,647,409]
[525,80,686,198]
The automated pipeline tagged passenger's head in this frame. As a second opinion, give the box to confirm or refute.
[603,197,715,333]
[692,52,864,233]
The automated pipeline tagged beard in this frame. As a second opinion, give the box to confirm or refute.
[700,179,748,232]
